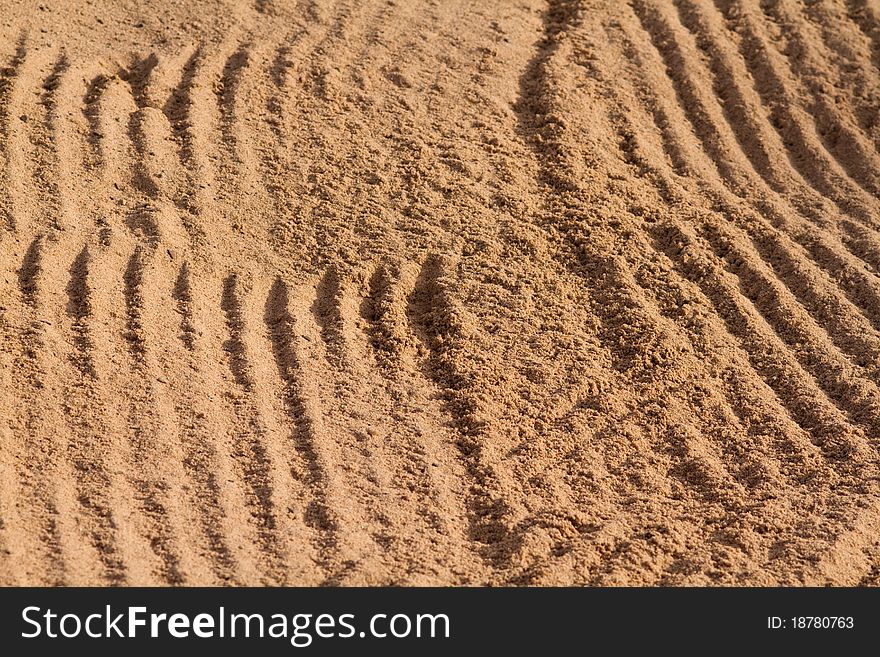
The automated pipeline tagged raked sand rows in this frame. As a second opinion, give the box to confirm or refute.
[2,0,880,584]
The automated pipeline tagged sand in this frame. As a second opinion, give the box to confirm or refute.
[1,0,880,586]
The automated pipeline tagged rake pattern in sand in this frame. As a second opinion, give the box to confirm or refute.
[2,0,880,585]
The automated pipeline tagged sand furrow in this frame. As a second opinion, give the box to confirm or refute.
[710,0,880,226]
[162,39,244,247]
[1,44,47,582]
[84,73,198,583]
[576,240,753,486]
[82,73,112,174]
[600,20,864,468]
[237,273,338,585]
[216,43,257,198]
[299,268,407,579]
[116,247,190,584]
[312,266,348,367]
[796,0,880,152]
[265,275,392,583]
[3,43,58,236]
[1,48,102,583]
[31,55,175,585]
[166,264,243,583]
[844,0,880,72]
[22,49,66,234]
[160,46,215,236]
[18,236,132,585]
[0,36,27,231]
[129,248,243,584]
[616,5,873,426]
[697,221,880,445]
[515,1,756,582]
[349,262,479,582]
[512,2,880,582]
[629,0,874,292]
[404,254,538,573]
[218,272,291,583]
[634,0,880,257]
[750,0,880,196]
[175,268,273,584]
[58,244,139,584]
[93,61,239,582]
[614,4,880,345]
[653,221,867,460]
[549,249,753,582]
[620,2,873,372]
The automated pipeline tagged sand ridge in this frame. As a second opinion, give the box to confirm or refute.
[2,0,880,585]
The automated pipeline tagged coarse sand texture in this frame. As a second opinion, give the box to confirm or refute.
[2,0,880,585]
